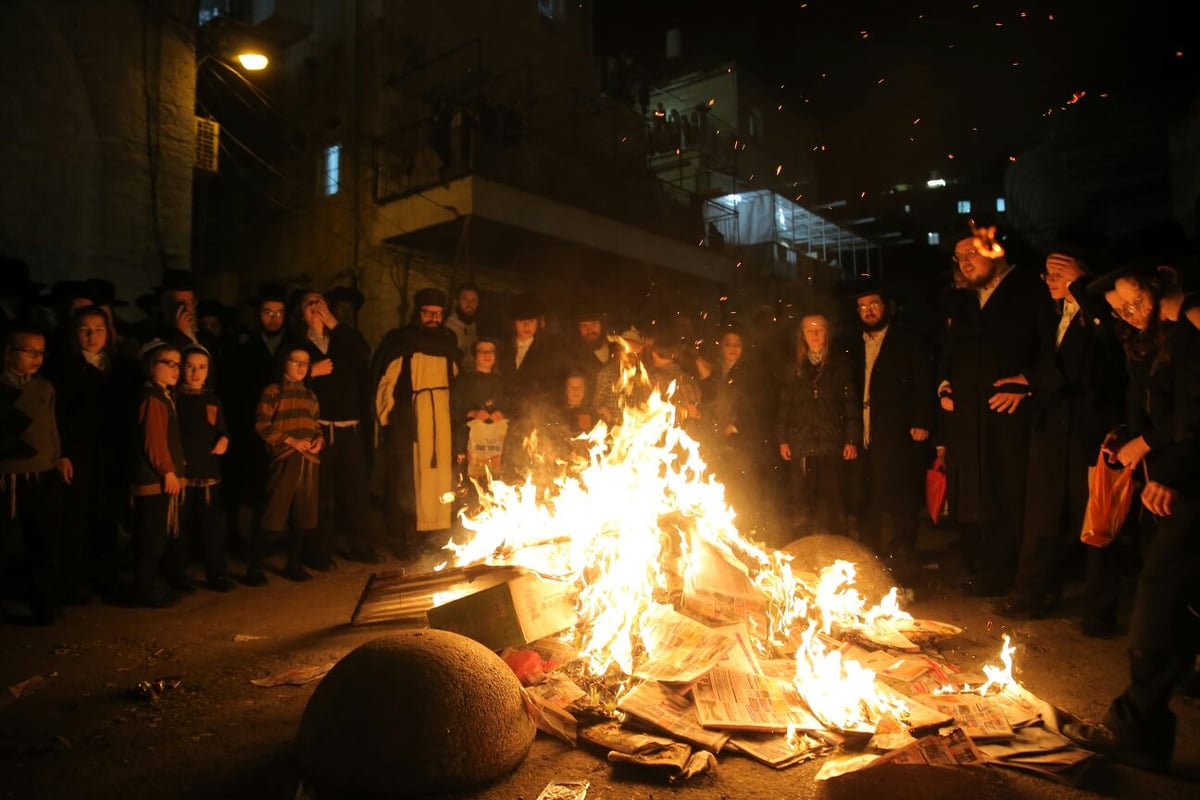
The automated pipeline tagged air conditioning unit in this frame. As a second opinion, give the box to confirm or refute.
[195,116,220,172]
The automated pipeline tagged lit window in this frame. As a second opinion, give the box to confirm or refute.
[956,200,971,214]
[927,232,941,246]
[904,204,912,213]
[322,144,340,196]
[996,197,1007,212]
[538,0,564,21]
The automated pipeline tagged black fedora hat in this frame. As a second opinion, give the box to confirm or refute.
[843,276,889,302]
[46,279,93,308]
[508,292,543,321]
[325,284,365,312]
[1040,224,1110,271]
[1087,220,1198,295]
[0,257,45,295]
[156,267,196,294]
[251,282,289,306]
[196,299,227,320]
[83,278,128,307]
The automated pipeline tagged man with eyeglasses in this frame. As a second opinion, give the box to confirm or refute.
[844,283,934,587]
[937,225,1052,597]
[0,327,65,624]
[993,240,1127,628]
[223,283,290,559]
[1064,220,1200,771]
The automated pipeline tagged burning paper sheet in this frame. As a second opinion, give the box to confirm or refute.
[915,694,1014,741]
[632,603,735,683]
[691,666,823,732]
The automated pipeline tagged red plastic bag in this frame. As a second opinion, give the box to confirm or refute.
[1080,452,1138,548]
[926,454,948,525]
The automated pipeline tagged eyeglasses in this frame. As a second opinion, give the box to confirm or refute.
[1041,272,1068,283]
[288,358,310,367]
[953,250,978,263]
[156,360,181,368]
[1111,292,1149,322]
[261,310,285,318]
[856,301,882,312]
[13,347,46,356]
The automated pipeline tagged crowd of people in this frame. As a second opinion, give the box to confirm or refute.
[1,218,1196,771]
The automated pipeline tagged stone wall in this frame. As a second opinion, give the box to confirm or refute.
[0,0,195,301]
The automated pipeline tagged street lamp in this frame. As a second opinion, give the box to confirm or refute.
[234,51,269,71]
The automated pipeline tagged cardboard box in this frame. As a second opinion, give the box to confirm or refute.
[426,573,578,651]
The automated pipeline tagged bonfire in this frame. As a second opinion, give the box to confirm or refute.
[425,342,1068,779]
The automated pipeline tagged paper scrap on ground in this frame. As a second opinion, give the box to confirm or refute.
[617,680,730,753]
[250,663,334,687]
[632,603,734,683]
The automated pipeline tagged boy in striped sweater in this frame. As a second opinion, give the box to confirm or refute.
[249,344,323,584]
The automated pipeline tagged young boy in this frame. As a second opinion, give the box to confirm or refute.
[176,345,234,592]
[0,327,64,624]
[131,339,187,607]
[251,344,323,584]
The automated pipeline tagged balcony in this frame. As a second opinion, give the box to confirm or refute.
[370,102,735,285]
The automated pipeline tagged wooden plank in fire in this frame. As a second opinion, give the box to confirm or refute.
[350,564,524,626]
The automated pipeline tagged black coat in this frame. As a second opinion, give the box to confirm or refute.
[938,269,1051,523]
[774,352,861,457]
[1027,282,1127,468]
[223,331,284,499]
[49,352,139,519]
[501,334,567,420]
[852,324,935,453]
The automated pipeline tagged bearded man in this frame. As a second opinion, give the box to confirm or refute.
[372,288,459,558]
[444,283,480,372]
[845,285,934,584]
[937,228,1051,596]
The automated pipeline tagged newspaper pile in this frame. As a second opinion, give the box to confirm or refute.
[513,595,1097,785]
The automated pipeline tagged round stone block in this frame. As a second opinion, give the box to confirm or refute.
[781,533,895,602]
[296,630,535,797]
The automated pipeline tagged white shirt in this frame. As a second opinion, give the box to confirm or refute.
[977,263,1014,308]
[1056,298,1079,347]
[514,337,533,369]
[862,326,888,447]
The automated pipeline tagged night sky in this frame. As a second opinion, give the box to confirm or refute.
[595,0,1195,198]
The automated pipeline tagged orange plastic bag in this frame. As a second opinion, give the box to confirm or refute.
[1080,452,1138,548]
[926,454,948,525]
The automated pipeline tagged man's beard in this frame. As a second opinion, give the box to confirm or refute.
[965,264,998,289]
[581,333,604,349]
[455,306,477,325]
[861,310,890,333]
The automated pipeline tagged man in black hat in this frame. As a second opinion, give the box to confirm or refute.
[325,285,365,330]
[149,268,223,384]
[223,283,290,559]
[844,282,934,584]
[564,306,612,409]
[937,225,1052,596]
[992,238,1127,625]
[371,287,460,558]
[501,292,566,422]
